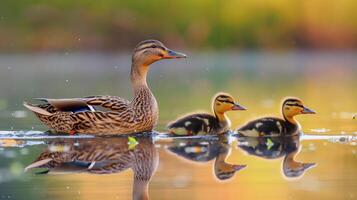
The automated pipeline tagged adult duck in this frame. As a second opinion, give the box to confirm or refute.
[24,40,186,135]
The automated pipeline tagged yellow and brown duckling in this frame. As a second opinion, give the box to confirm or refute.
[237,97,315,137]
[167,93,246,135]
[24,40,186,135]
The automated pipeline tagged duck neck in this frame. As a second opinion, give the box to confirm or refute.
[283,115,298,125]
[131,61,149,94]
[133,179,149,200]
[215,145,229,165]
[214,110,230,124]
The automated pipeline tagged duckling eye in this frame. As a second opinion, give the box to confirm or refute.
[151,45,157,48]
[217,100,234,104]
[285,107,290,110]
[216,103,221,106]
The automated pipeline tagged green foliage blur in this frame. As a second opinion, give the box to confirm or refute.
[0,0,356,51]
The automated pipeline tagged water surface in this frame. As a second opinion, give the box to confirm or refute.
[0,51,356,199]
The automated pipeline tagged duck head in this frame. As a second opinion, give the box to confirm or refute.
[132,40,186,66]
[282,97,316,120]
[213,93,247,114]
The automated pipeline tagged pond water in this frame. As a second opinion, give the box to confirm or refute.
[0,51,356,200]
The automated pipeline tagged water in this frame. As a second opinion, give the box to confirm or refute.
[0,51,356,199]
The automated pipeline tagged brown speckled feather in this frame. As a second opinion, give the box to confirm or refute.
[27,87,158,135]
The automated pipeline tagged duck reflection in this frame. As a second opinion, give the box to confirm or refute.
[236,134,316,178]
[25,136,158,200]
[167,136,246,180]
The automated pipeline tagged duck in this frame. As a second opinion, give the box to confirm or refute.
[237,97,315,137]
[23,40,186,135]
[167,93,246,135]
[25,137,159,200]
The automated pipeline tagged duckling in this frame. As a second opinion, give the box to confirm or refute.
[23,40,186,135]
[25,137,158,200]
[167,93,246,135]
[237,97,315,137]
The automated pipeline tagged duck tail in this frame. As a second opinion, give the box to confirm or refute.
[23,102,53,116]
[24,158,53,172]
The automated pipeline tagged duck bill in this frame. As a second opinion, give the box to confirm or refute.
[231,103,247,111]
[301,106,316,114]
[234,164,247,171]
[164,49,187,59]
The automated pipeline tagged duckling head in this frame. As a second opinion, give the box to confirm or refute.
[132,39,186,66]
[213,93,247,114]
[282,97,316,119]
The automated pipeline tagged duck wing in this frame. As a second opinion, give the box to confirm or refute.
[83,95,130,112]
[29,96,130,113]
[237,117,286,136]
[168,113,219,135]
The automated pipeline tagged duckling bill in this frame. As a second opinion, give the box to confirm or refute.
[168,93,246,135]
[237,97,315,137]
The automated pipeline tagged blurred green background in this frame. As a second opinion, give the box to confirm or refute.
[0,0,356,133]
[1,0,357,51]
[0,2,356,200]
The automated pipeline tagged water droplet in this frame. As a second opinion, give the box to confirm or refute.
[66,80,69,83]
[66,186,70,189]
[11,110,27,118]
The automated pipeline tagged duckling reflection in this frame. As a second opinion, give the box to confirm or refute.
[25,136,158,200]
[236,134,316,178]
[167,136,246,181]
